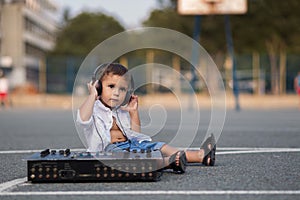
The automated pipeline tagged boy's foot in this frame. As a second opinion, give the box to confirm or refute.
[200,134,216,166]
[169,151,187,173]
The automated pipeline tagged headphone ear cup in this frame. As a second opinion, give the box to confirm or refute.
[96,81,102,96]
[92,63,108,96]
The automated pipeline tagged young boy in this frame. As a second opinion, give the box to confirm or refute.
[76,63,216,173]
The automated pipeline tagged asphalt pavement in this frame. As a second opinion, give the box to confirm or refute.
[0,107,299,200]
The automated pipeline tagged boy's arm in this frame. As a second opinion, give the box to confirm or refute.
[79,80,98,121]
[129,108,141,133]
[122,95,141,132]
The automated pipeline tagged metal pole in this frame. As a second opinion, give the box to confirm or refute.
[191,15,201,91]
[66,57,74,94]
[189,15,201,110]
[225,15,240,111]
[188,15,201,110]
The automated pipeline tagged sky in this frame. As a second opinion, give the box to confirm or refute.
[53,0,162,29]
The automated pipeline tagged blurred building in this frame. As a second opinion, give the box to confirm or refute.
[0,0,58,90]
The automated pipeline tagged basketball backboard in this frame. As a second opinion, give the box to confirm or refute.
[178,0,247,15]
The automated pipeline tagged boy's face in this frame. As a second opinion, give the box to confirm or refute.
[100,73,129,108]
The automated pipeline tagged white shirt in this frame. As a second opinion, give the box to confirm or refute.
[76,100,151,152]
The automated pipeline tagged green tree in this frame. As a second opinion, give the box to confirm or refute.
[231,0,300,94]
[51,12,125,56]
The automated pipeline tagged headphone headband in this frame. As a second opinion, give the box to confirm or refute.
[92,63,111,82]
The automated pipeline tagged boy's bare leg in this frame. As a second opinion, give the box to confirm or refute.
[160,144,178,157]
[160,144,208,165]
[185,149,214,165]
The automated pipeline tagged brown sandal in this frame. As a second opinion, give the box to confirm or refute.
[201,134,216,166]
[169,151,187,173]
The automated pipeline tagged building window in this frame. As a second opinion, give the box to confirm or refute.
[25,42,45,58]
[24,17,55,42]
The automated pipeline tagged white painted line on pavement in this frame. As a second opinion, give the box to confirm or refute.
[0,177,27,193]
[1,176,299,196]
[0,148,85,154]
[0,190,300,196]
[1,147,300,154]
[217,148,300,155]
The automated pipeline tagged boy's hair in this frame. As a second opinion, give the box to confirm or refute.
[94,63,134,106]
[99,63,129,81]
[93,62,134,92]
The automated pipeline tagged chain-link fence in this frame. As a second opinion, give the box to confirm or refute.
[45,53,300,94]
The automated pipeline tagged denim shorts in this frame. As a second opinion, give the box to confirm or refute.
[104,138,165,152]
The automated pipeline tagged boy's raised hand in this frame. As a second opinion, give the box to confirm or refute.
[121,94,138,113]
[87,80,99,100]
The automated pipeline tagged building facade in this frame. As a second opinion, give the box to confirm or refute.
[0,0,58,91]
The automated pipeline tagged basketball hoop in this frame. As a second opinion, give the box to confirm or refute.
[178,0,247,15]
[205,0,222,14]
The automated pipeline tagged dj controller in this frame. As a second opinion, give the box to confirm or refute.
[26,149,164,182]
